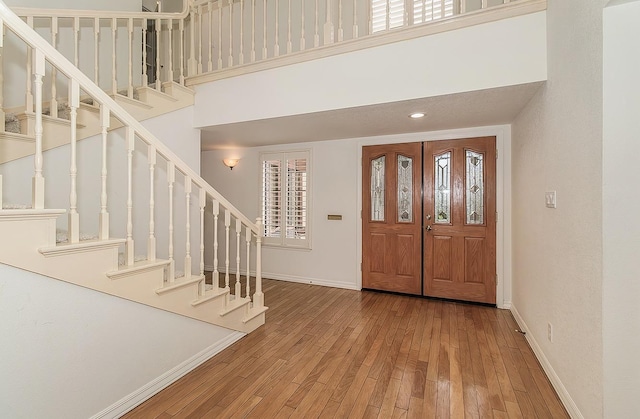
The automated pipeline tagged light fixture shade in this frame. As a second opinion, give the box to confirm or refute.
[409,112,425,119]
[223,158,240,170]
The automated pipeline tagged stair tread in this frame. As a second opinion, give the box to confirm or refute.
[156,274,204,295]
[39,237,125,257]
[108,258,170,278]
[220,295,251,316]
[244,305,269,323]
[191,286,229,307]
[0,131,34,141]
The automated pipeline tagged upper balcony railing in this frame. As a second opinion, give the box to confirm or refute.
[8,0,546,98]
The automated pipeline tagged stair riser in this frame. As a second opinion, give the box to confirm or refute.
[0,217,57,253]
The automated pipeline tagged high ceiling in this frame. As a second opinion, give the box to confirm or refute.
[200,82,544,150]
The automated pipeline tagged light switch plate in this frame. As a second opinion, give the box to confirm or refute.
[545,191,557,208]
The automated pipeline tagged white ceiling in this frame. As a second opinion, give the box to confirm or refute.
[200,82,544,150]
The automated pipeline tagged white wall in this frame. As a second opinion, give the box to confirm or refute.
[201,124,511,302]
[0,263,241,419]
[602,1,640,416]
[511,1,604,417]
[193,11,547,128]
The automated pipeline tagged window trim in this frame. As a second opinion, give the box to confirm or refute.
[260,149,312,249]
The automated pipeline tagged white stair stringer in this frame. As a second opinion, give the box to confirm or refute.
[0,210,265,333]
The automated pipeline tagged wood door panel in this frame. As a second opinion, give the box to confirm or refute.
[464,237,485,284]
[397,234,415,277]
[424,137,496,304]
[432,236,452,281]
[369,233,386,273]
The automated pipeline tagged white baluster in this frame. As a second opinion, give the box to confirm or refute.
[188,7,197,75]
[25,17,33,114]
[208,2,214,71]
[262,0,267,59]
[251,0,256,62]
[148,146,156,261]
[199,189,206,277]
[353,0,358,38]
[155,18,162,90]
[73,17,79,67]
[68,79,80,243]
[300,0,305,51]
[184,178,192,279]
[314,0,319,47]
[228,0,233,66]
[94,18,99,84]
[198,5,203,73]
[224,209,230,290]
[50,18,58,119]
[218,5,223,68]
[324,0,334,44]
[99,106,110,239]
[111,18,117,95]
[128,18,134,98]
[254,217,264,308]
[167,162,176,281]
[168,19,174,82]
[125,127,135,265]
[142,18,148,87]
[0,20,5,132]
[235,219,242,297]
[239,0,244,64]
[31,49,44,209]
[287,0,292,53]
[179,18,186,83]
[245,225,251,299]
[212,200,220,290]
[274,0,280,56]
[338,0,343,41]
[0,175,3,208]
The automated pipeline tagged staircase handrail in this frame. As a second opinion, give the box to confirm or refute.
[0,0,259,233]
[10,0,191,20]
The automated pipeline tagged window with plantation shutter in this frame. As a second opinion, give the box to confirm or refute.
[371,0,454,33]
[261,151,311,248]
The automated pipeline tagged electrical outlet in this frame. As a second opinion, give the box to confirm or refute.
[547,323,553,343]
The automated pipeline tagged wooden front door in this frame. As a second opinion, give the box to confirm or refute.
[362,137,497,304]
[423,137,496,304]
[362,142,422,295]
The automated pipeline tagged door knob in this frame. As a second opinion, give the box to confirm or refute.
[426,225,432,231]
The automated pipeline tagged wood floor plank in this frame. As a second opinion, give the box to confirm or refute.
[123,279,568,419]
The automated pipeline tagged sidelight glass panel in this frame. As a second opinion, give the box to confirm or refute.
[466,150,484,224]
[434,152,451,224]
[397,155,413,222]
[371,156,385,221]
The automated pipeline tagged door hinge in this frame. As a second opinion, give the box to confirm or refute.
[496,149,498,159]
[496,211,498,222]
[360,262,362,271]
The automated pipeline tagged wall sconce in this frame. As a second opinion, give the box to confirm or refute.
[223,158,240,170]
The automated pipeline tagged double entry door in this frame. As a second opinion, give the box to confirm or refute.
[362,137,496,304]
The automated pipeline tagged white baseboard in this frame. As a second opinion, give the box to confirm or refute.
[203,265,360,291]
[510,305,583,419]
[262,271,360,291]
[90,331,245,419]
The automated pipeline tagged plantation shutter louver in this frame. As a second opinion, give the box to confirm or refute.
[372,0,454,33]
[261,151,311,248]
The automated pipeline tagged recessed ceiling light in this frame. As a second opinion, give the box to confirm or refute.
[409,112,425,119]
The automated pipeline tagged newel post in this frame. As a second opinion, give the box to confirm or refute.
[32,48,45,209]
[254,217,264,308]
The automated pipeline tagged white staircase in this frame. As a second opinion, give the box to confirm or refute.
[0,1,267,334]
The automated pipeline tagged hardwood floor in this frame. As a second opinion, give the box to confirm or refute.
[124,279,568,418]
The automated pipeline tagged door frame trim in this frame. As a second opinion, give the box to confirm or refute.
[356,124,512,308]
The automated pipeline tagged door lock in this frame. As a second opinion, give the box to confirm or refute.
[426,225,432,231]
[426,214,432,220]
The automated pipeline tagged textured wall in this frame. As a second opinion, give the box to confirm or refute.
[511,1,604,417]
